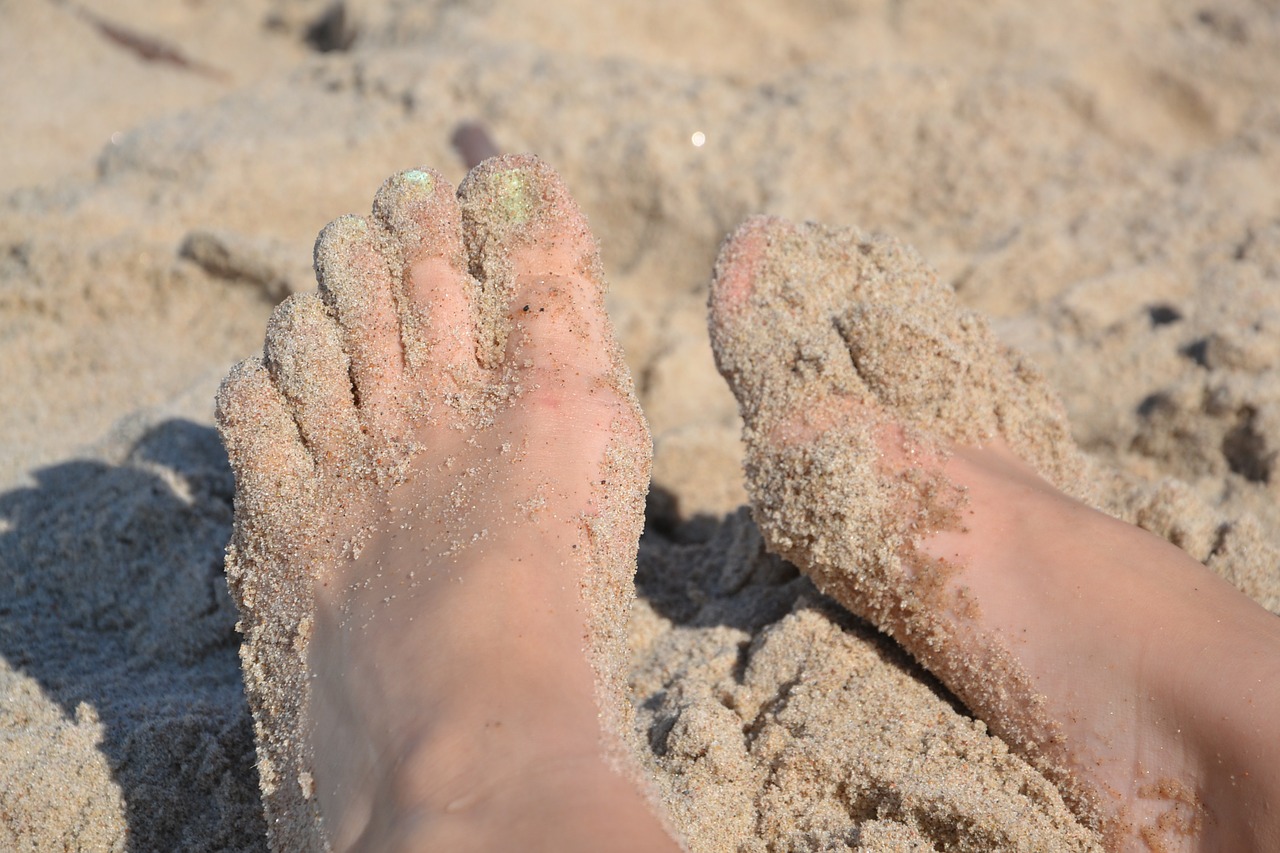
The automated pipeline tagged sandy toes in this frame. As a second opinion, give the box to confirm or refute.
[709,216,1280,851]
[216,156,676,851]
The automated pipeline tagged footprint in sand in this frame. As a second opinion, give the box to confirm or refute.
[216,157,676,852]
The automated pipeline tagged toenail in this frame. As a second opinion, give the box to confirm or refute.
[330,214,368,237]
[488,169,534,223]
[402,169,434,190]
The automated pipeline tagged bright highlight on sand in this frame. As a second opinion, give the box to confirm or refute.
[691,131,706,147]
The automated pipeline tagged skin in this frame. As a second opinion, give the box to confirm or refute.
[305,190,679,852]
[218,158,681,852]
[920,441,1280,851]
[222,164,1280,852]
[708,217,1280,852]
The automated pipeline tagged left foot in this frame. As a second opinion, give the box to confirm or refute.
[217,157,679,852]
[709,216,1280,852]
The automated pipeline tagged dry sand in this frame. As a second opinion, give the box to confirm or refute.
[2,0,1280,850]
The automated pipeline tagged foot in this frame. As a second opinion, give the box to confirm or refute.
[216,157,679,852]
[709,216,1280,852]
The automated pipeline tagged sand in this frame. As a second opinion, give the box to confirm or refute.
[3,0,1280,850]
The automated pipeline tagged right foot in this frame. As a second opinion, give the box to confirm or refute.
[216,157,679,852]
[709,216,1280,852]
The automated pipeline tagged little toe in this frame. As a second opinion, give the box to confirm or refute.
[371,169,481,396]
[315,214,406,428]
[215,356,316,510]
[458,155,604,370]
[263,292,362,469]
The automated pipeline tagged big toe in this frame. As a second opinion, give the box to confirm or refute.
[709,216,872,429]
[459,155,648,488]
[458,155,608,371]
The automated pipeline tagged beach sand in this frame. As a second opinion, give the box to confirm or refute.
[3,0,1280,850]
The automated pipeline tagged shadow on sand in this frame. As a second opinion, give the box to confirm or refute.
[0,419,266,852]
[0,423,947,851]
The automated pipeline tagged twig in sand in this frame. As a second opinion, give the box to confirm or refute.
[452,122,502,170]
[52,0,230,82]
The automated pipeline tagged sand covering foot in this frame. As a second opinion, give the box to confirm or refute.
[709,215,1108,830]
[216,156,653,851]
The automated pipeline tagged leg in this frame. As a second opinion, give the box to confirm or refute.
[217,157,680,852]
[708,216,1280,852]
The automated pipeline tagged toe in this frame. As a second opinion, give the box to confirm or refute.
[708,214,780,323]
[455,155,642,471]
[372,169,481,395]
[822,230,1000,439]
[837,303,984,430]
[503,274,618,407]
[458,155,603,370]
[215,356,316,508]
[834,280,1081,487]
[315,214,406,427]
[707,215,779,396]
[263,293,362,469]
[709,216,869,427]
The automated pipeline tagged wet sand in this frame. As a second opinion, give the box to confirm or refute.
[3,1,1280,850]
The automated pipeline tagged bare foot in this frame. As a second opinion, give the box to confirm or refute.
[216,157,680,852]
[709,216,1280,852]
